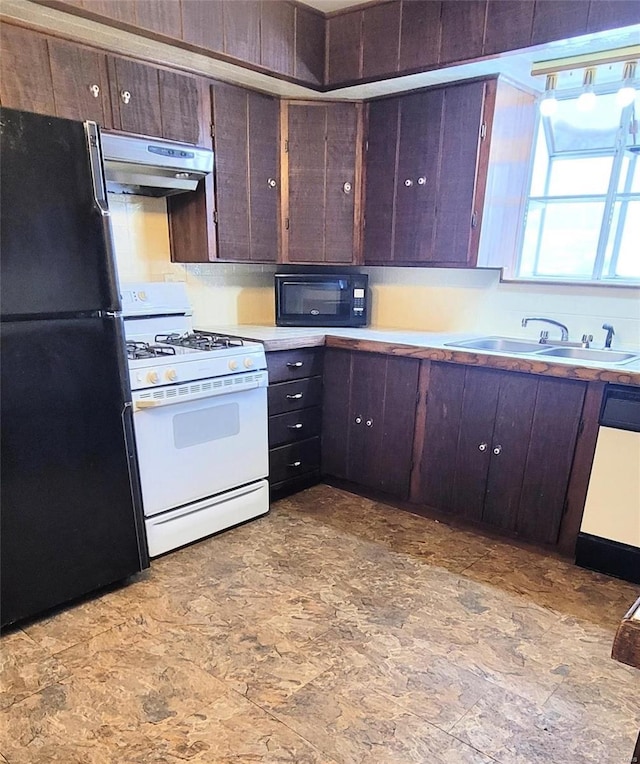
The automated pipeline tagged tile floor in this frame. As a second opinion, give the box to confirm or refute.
[1,484,639,763]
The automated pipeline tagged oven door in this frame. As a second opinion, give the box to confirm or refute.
[276,276,357,326]
[132,383,268,517]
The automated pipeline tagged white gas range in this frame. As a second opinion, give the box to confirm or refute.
[121,282,269,557]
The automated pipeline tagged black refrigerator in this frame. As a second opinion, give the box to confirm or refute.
[0,108,149,628]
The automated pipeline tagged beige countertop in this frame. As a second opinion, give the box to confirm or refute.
[198,324,640,386]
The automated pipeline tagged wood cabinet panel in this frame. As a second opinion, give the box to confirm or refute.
[531,0,589,44]
[363,98,400,263]
[439,0,486,64]
[269,407,322,448]
[394,89,443,263]
[483,0,535,55]
[86,0,136,24]
[587,0,640,31]
[248,92,280,262]
[212,83,250,260]
[321,350,352,481]
[325,103,358,263]
[134,0,181,36]
[362,1,401,79]
[267,348,324,384]
[48,38,111,125]
[433,80,486,265]
[399,0,441,71]
[268,377,323,415]
[109,57,162,137]
[224,0,261,64]
[327,11,363,85]
[269,437,321,483]
[0,25,55,116]
[294,5,325,86]
[261,1,295,76]
[180,0,224,51]
[158,69,200,144]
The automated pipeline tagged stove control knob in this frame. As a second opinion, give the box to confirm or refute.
[228,360,239,371]
[147,371,160,385]
[165,369,177,382]
[244,357,254,369]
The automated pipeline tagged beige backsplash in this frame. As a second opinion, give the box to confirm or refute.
[110,194,640,347]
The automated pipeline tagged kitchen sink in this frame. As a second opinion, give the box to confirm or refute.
[445,337,548,354]
[538,347,639,364]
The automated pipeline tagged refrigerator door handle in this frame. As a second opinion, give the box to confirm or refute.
[84,121,121,311]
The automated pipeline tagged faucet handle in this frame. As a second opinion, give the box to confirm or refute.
[539,330,549,344]
[581,334,593,348]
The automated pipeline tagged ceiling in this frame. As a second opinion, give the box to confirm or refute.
[300,0,371,11]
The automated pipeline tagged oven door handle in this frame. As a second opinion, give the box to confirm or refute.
[134,380,262,410]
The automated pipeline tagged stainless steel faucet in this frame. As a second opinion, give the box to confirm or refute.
[602,323,615,349]
[521,317,569,342]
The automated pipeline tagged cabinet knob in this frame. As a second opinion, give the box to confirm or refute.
[493,445,502,455]
[478,442,488,452]
[120,90,131,105]
[354,415,363,424]
[286,361,304,368]
[89,84,100,98]
[342,181,352,194]
[365,418,373,427]
[287,423,304,430]
[417,176,426,185]
[286,393,303,400]
[404,178,413,187]
[288,461,302,468]
[267,178,277,189]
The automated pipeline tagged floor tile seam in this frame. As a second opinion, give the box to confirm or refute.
[31,617,129,660]
[455,663,561,710]
[0,675,70,715]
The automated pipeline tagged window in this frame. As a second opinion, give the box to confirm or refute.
[518,90,640,283]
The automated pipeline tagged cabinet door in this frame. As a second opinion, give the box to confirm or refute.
[394,89,444,263]
[134,0,181,36]
[399,0,441,72]
[362,1,401,79]
[587,0,640,32]
[530,0,589,45]
[439,0,486,64]
[363,98,400,264]
[294,5,325,86]
[158,69,201,144]
[212,83,250,260]
[261,1,295,77]
[483,0,535,55]
[181,0,224,52]
[432,81,486,266]
[224,0,261,65]
[327,11,363,85]
[286,102,360,264]
[48,39,112,126]
[109,57,162,137]
[0,25,55,116]
[322,349,353,481]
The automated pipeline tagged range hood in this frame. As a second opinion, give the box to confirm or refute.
[101,132,213,197]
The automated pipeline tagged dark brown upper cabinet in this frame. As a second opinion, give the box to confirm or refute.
[530,0,590,45]
[180,0,225,52]
[399,0,441,72]
[483,0,535,55]
[0,24,55,116]
[322,349,420,500]
[48,38,112,126]
[108,56,202,143]
[283,101,362,264]
[364,77,536,269]
[414,362,586,546]
[223,0,261,65]
[439,0,487,64]
[134,0,182,36]
[211,83,279,262]
[326,11,363,85]
[261,1,295,77]
[362,1,401,79]
[294,5,325,86]
[586,0,640,32]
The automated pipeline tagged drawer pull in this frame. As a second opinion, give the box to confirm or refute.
[286,393,303,400]
[287,423,304,430]
[289,460,302,468]
[286,361,304,368]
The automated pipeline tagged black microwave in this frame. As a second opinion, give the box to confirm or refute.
[275,273,369,327]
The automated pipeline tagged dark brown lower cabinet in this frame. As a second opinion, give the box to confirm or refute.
[414,362,586,545]
[322,349,419,499]
[267,349,324,500]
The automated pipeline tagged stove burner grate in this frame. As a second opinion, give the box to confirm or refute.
[126,341,177,360]
[154,332,245,351]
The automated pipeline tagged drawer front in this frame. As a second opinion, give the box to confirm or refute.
[268,376,322,415]
[269,437,321,484]
[269,406,322,448]
[267,348,323,384]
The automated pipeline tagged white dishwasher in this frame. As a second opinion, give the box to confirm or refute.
[576,385,640,584]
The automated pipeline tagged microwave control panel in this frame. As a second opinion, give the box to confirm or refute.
[353,288,366,314]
